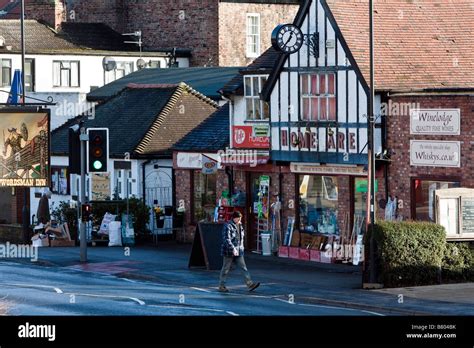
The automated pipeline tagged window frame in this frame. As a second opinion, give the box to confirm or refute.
[246,13,261,58]
[53,60,80,88]
[25,58,35,92]
[300,73,336,121]
[105,61,135,84]
[0,58,12,87]
[50,166,70,195]
[243,74,269,121]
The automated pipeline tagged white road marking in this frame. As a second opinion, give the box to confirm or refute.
[191,287,212,293]
[121,278,137,283]
[0,283,64,294]
[274,297,296,305]
[226,311,239,316]
[54,288,63,294]
[63,292,145,306]
[148,304,225,313]
[297,302,385,316]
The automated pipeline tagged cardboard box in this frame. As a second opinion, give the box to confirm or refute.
[289,246,299,259]
[310,250,321,262]
[278,246,289,258]
[298,248,310,261]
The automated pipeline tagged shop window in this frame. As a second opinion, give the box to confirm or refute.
[244,75,269,120]
[51,166,69,195]
[301,73,336,121]
[193,172,217,223]
[299,175,338,234]
[414,179,460,222]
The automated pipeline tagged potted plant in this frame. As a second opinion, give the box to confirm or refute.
[154,206,165,228]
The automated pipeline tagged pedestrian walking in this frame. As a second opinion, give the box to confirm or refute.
[218,211,260,293]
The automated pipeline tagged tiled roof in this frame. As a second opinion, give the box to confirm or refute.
[326,0,474,91]
[172,103,230,152]
[0,20,77,53]
[220,47,281,96]
[87,67,242,102]
[52,83,217,157]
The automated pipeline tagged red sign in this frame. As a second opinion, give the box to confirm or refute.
[233,126,269,149]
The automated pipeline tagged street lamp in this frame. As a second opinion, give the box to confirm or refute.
[367,0,377,285]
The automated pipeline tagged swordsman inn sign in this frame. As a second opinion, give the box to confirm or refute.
[0,110,50,187]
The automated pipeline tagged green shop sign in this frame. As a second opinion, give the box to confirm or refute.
[356,179,378,193]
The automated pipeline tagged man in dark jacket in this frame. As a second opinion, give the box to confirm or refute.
[219,211,260,293]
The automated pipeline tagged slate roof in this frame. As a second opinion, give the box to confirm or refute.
[219,47,281,96]
[51,83,217,157]
[172,103,230,152]
[326,0,474,91]
[86,67,242,102]
[0,19,187,56]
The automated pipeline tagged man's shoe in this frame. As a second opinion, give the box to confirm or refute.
[218,286,229,293]
[248,282,260,292]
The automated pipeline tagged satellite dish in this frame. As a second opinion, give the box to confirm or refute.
[102,57,116,72]
[137,58,147,70]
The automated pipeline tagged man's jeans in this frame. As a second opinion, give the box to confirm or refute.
[219,256,253,287]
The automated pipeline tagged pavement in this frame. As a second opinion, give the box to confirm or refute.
[2,241,474,315]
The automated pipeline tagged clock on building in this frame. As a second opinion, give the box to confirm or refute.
[271,24,304,54]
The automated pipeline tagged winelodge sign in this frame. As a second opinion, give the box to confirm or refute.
[410,140,460,168]
[410,109,460,135]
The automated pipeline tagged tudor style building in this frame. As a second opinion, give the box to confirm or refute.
[215,0,474,256]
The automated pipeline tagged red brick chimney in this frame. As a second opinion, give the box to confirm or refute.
[25,0,66,29]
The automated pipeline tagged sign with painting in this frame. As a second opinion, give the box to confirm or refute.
[410,109,460,135]
[233,125,270,149]
[410,140,460,168]
[0,110,50,187]
[91,173,111,201]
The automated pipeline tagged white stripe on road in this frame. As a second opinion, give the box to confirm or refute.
[191,287,212,293]
[54,288,63,294]
[274,297,296,305]
[297,302,385,316]
[64,292,145,306]
[226,311,239,316]
[148,304,225,313]
[1,283,64,294]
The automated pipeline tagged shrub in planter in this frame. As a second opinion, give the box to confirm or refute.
[372,221,446,288]
[442,242,474,282]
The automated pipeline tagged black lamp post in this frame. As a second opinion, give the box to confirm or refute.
[367,0,377,284]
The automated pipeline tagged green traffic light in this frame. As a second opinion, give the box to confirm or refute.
[93,160,103,170]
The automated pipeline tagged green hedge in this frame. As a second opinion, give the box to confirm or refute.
[442,242,474,282]
[372,221,446,287]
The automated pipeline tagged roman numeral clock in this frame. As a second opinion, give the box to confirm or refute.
[271,24,304,54]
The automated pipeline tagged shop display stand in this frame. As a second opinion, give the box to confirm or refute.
[253,176,270,254]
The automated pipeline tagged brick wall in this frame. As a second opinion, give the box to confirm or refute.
[25,0,65,29]
[68,0,126,32]
[124,0,219,66]
[218,2,299,66]
[386,95,474,219]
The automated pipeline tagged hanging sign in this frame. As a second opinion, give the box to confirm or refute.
[410,109,460,135]
[91,173,111,201]
[0,110,50,187]
[202,155,218,175]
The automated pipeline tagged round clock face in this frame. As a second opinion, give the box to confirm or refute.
[272,24,304,54]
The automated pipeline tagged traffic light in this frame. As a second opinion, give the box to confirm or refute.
[87,128,109,173]
[81,204,92,221]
